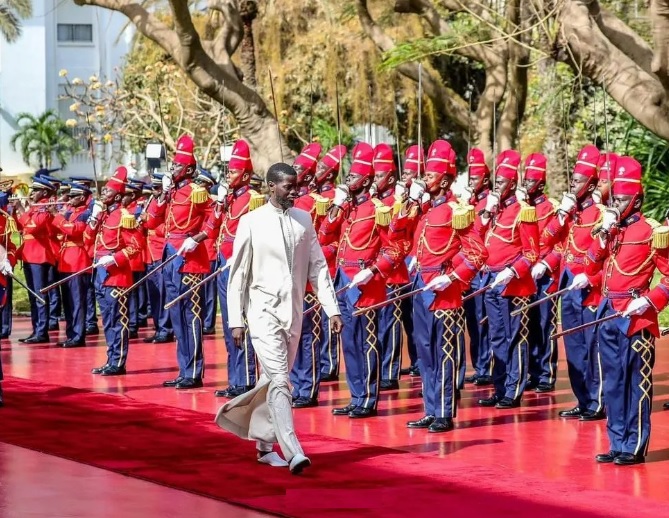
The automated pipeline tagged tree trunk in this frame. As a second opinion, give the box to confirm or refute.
[239,0,258,88]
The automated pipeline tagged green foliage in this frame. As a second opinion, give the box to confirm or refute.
[0,0,32,43]
[311,117,356,151]
[9,110,81,169]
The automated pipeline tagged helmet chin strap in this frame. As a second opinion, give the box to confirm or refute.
[348,175,371,194]
[619,194,640,221]
[575,178,597,203]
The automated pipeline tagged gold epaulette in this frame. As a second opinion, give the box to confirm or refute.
[310,193,330,216]
[121,209,137,230]
[249,190,266,212]
[190,184,209,204]
[452,204,475,230]
[392,194,404,216]
[652,223,669,249]
[518,202,537,223]
[371,198,392,227]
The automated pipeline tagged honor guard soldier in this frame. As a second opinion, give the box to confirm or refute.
[51,181,93,347]
[398,144,425,377]
[14,176,57,343]
[313,144,347,381]
[123,181,146,339]
[194,169,219,335]
[593,153,618,205]
[0,181,16,339]
[585,156,669,465]
[395,140,488,432]
[372,143,409,390]
[85,167,144,375]
[461,148,493,385]
[146,135,211,389]
[477,150,540,409]
[142,173,173,344]
[207,139,265,398]
[70,176,99,335]
[291,142,329,408]
[319,142,406,418]
[542,145,606,420]
[518,153,561,392]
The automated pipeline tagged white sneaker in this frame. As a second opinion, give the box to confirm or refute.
[289,453,311,475]
[257,452,289,467]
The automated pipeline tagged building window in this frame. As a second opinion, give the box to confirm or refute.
[57,24,93,43]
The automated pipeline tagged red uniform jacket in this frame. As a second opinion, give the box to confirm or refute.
[377,189,410,286]
[318,184,338,277]
[542,198,603,306]
[84,204,144,287]
[534,195,562,294]
[318,192,406,307]
[482,196,540,297]
[17,206,55,265]
[394,193,488,310]
[294,188,330,294]
[146,223,167,265]
[203,199,218,263]
[52,205,93,273]
[0,209,18,267]
[146,180,210,274]
[585,214,669,337]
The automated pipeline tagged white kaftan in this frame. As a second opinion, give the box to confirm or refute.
[215,201,340,461]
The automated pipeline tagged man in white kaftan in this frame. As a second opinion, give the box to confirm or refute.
[215,163,342,474]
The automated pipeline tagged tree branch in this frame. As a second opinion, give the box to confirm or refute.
[651,0,669,89]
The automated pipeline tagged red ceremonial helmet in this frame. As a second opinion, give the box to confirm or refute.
[522,152,547,195]
[293,142,322,185]
[346,142,374,193]
[227,139,253,189]
[494,149,521,200]
[595,152,619,205]
[314,145,347,186]
[424,140,454,193]
[106,166,128,195]
[172,134,197,183]
[612,156,643,220]
[402,145,424,183]
[372,143,397,193]
[571,144,600,200]
[467,148,489,194]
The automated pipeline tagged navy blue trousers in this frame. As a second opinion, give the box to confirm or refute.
[47,265,60,327]
[335,270,380,410]
[145,260,173,339]
[464,271,492,378]
[528,273,559,386]
[598,301,654,456]
[560,268,603,412]
[164,245,205,380]
[128,270,145,332]
[23,262,50,337]
[94,267,130,368]
[217,253,256,387]
[203,260,218,330]
[290,292,323,399]
[483,274,530,401]
[62,272,89,342]
[320,309,341,377]
[413,277,464,418]
[86,274,98,328]
[1,277,12,337]
[378,284,403,382]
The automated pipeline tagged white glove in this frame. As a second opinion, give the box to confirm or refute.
[350,268,374,288]
[421,192,431,205]
[91,200,104,219]
[333,185,349,207]
[369,183,378,198]
[424,274,452,292]
[162,174,174,192]
[217,183,229,203]
[602,207,620,231]
[531,262,548,280]
[97,255,116,268]
[0,260,12,276]
[177,237,199,256]
[490,267,515,289]
[394,182,407,198]
[568,272,590,290]
[461,187,474,203]
[592,189,602,204]
[484,192,500,213]
[515,187,528,203]
[409,180,426,202]
[407,256,417,274]
[558,193,577,215]
[623,296,651,317]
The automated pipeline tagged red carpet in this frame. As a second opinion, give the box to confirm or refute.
[0,376,666,517]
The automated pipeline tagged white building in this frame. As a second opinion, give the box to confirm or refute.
[0,0,133,180]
